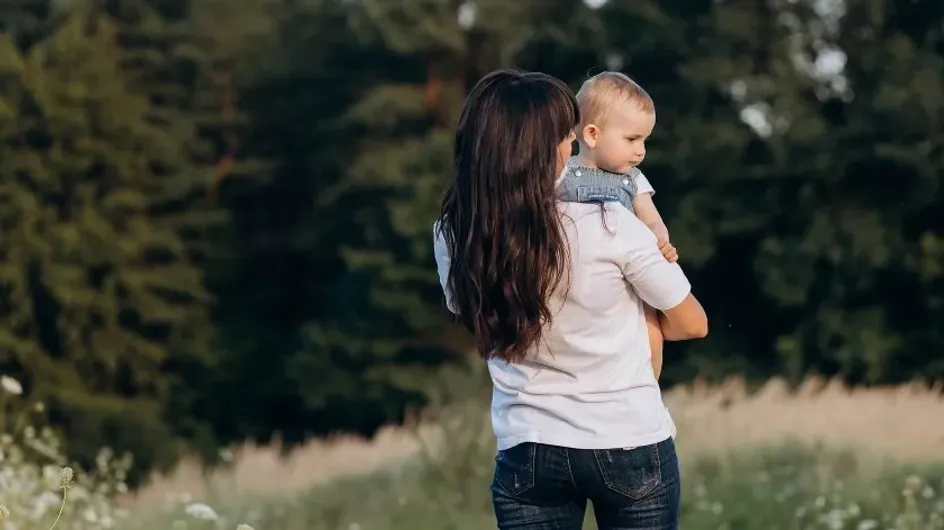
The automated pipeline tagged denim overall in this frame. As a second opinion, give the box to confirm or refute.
[557,157,639,213]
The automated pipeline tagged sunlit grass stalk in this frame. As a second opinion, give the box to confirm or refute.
[48,467,73,530]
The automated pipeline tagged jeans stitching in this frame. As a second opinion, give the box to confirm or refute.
[564,447,577,488]
[593,444,663,500]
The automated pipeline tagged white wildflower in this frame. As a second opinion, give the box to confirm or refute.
[1,375,22,396]
[819,508,845,530]
[0,417,131,530]
[59,466,74,489]
[185,502,219,521]
[31,492,60,519]
[904,475,923,492]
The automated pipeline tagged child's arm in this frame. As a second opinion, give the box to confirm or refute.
[630,170,672,243]
[633,192,669,242]
[633,193,677,263]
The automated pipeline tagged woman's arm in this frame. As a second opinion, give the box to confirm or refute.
[658,294,708,340]
[644,303,664,379]
[620,212,708,341]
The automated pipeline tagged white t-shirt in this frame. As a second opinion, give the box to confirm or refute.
[635,169,655,196]
[432,202,691,450]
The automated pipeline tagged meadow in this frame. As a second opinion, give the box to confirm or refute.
[3,373,944,530]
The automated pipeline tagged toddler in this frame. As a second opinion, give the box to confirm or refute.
[557,71,677,381]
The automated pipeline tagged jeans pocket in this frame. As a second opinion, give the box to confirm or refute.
[493,443,537,498]
[593,444,662,500]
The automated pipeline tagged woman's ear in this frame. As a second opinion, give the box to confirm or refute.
[581,124,599,149]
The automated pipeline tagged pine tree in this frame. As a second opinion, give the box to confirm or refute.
[0,9,219,481]
[169,0,407,448]
[296,0,519,398]
[747,0,944,383]
[0,0,56,49]
[96,0,288,461]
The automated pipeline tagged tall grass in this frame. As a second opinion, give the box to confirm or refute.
[135,394,944,530]
[0,376,255,530]
[124,371,944,513]
[4,367,944,529]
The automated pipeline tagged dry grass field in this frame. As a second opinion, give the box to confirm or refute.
[7,373,943,530]
[120,376,944,515]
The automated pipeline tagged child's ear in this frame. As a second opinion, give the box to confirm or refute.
[581,124,599,148]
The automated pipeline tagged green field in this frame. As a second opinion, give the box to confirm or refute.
[4,384,944,530]
[129,446,944,530]
[138,400,944,530]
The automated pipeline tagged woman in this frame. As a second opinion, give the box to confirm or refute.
[433,69,708,530]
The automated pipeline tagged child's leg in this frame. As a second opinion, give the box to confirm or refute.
[644,303,664,379]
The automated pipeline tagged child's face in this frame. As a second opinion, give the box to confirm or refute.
[582,102,655,174]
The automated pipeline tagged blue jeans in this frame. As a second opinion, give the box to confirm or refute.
[491,437,680,530]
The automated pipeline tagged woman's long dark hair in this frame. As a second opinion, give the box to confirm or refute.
[437,69,580,363]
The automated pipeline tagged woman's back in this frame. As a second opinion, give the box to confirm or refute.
[434,201,689,451]
[434,69,700,529]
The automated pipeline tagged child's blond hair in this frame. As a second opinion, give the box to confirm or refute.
[575,71,654,129]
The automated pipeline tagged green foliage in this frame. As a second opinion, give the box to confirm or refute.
[673,0,944,385]
[0,9,223,481]
[181,0,424,451]
[1,0,943,487]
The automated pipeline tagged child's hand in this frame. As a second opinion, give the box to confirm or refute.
[657,238,678,262]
